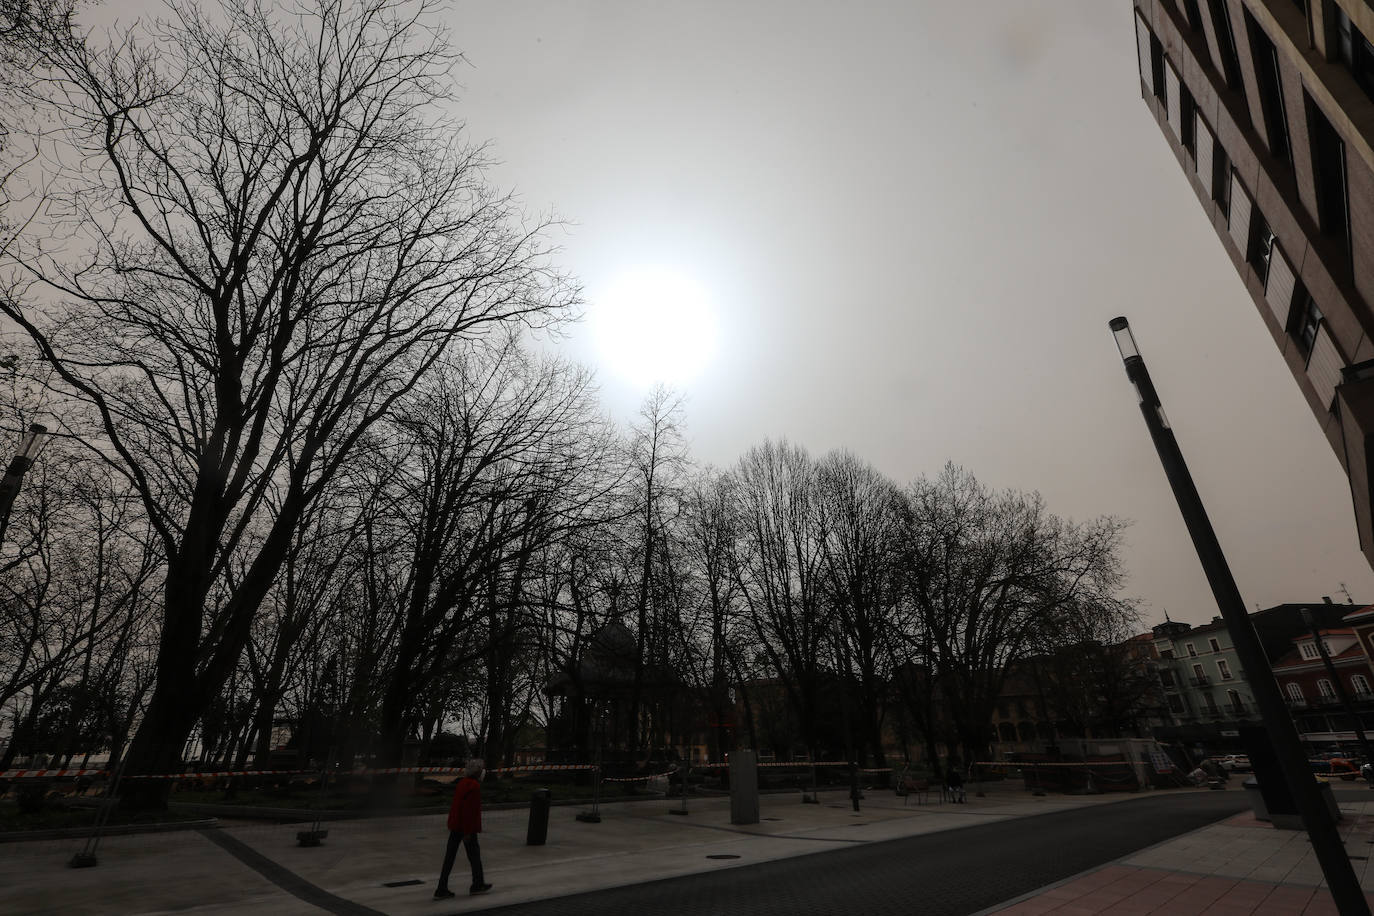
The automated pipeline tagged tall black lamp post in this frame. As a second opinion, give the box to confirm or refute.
[0,423,49,547]
[1108,317,1368,915]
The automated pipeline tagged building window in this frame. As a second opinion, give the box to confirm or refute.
[1334,5,1374,102]
[1301,641,1320,659]
[1181,0,1203,31]
[1247,211,1276,286]
[1245,10,1291,165]
[1319,678,1337,699]
[1168,694,1186,714]
[1218,659,1233,680]
[1353,674,1371,696]
[1289,291,1323,358]
[1209,637,1221,652]
[1186,642,1197,657]
[1228,689,1245,714]
[1213,145,1231,217]
[1287,682,1304,701]
[1207,0,1248,102]
[1151,34,1166,103]
[1305,93,1352,274]
[1192,663,1207,684]
[1160,668,1176,687]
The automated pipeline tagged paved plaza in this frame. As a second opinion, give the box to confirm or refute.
[0,782,1369,914]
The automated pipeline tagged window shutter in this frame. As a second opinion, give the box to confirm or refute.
[1264,244,1296,326]
[1228,172,1252,256]
[1136,14,1156,96]
[1195,114,1214,190]
[1166,64,1182,140]
[1307,324,1345,411]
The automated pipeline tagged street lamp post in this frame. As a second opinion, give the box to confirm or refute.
[0,423,49,547]
[1108,317,1368,915]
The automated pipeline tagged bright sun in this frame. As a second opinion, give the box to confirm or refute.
[591,266,719,387]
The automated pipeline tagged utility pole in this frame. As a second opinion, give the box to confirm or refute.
[1108,318,1367,915]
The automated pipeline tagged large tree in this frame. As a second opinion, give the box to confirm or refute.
[896,464,1130,769]
[1,0,574,799]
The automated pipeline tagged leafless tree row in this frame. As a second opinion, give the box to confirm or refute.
[0,0,1138,804]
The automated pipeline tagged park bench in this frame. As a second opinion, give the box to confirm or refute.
[899,775,931,805]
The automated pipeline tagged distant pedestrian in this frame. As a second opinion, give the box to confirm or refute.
[946,762,965,803]
[435,759,492,899]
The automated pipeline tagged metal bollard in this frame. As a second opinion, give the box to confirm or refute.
[526,788,551,845]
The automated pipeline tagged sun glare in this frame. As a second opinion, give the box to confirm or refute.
[592,266,719,387]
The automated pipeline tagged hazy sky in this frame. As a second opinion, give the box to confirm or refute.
[81,0,1374,626]
[439,0,1374,627]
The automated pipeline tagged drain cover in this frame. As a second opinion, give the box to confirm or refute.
[706,854,741,860]
[383,879,424,888]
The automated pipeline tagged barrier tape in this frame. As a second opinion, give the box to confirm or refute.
[602,771,675,784]
[0,768,112,779]
[6,760,875,781]
[695,761,855,770]
[3,763,603,781]
[972,761,1135,768]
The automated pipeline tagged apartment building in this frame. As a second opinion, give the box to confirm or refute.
[1132,0,1374,568]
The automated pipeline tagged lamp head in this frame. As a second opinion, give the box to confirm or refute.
[1109,317,1139,362]
[18,423,48,461]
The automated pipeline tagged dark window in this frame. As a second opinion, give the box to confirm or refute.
[1150,34,1166,102]
[1182,0,1204,31]
[1247,211,1275,285]
[1246,11,1291,165]
[1213,145,1231,217]
[1291,289,1322,357]
[1160,669,1176,687]
[1209,638,1220,652]
[1207,0,1247,102]
[1306,92,1352,271]
[1181,83,1196,153]
[1335,6,1374,102]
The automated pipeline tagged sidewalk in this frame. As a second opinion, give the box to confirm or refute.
[983,789,1374,916]
[0,781,1145,915]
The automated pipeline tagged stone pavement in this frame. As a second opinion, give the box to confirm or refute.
[0,782,1149,915]
[0,780,1350,915]
[983,790,1374,916]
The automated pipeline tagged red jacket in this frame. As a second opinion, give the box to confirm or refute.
[447,776,482,833]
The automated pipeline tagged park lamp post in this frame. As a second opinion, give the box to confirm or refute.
[1108,317,1368,916]
[0,423,49,547]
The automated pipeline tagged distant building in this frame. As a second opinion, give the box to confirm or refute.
[1271,623,1374,750]
[1132,0,1374,569]
[1151,602,1355,755]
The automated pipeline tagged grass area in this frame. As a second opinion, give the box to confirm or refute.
[0,798,205,833]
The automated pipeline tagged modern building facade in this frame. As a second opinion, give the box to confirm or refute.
[1132,0,1374,568]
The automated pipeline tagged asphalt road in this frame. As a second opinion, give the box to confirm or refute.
[464,792,1248,916]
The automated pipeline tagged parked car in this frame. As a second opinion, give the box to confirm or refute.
[1310,758,1360,781]
[1216,754,1251,773]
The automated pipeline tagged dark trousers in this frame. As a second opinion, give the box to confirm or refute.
[438,830,484,891]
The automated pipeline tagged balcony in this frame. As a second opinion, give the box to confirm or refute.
[1190,675,1210,687]
[1286,697,1308,709]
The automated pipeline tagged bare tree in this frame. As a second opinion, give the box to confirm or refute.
[815,450,903,767]
[896,464,1130,769]
[731,439,830,762]
[0,0,576,800]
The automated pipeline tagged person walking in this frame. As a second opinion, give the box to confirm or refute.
[435,759,492,899]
